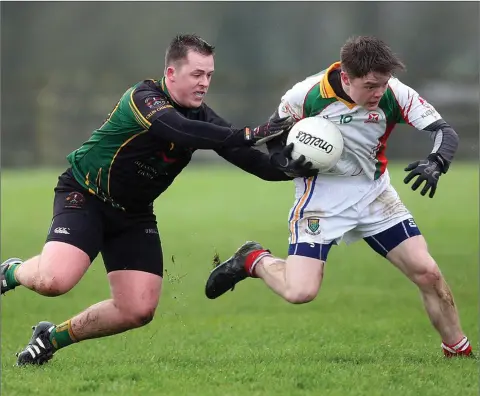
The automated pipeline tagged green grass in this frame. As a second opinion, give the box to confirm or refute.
[1,163,478,396]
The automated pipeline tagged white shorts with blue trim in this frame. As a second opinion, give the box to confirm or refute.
[288,171,412,246]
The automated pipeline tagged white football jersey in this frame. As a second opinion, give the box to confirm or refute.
[278,62,443,180]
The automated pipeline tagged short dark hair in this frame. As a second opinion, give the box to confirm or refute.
[165,34,215,67]
[340,36,406,78]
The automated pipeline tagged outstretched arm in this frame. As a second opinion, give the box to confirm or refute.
[388,78,459,197]
[130,86,293,149]
[216,146,293,181]
[210,107,315,180]
[202,105,293,181]
[403,119,459,198]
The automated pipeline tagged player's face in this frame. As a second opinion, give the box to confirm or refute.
[341,71,390,111]
[167,51,214,108]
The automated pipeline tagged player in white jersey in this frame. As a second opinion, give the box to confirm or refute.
[205,36,473,358]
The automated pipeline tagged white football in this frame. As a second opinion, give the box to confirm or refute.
[286,117,344,172]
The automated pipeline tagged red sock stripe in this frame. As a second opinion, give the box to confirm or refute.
[442,336,472,356]
[444,337,467,349]
[245,249,270,275]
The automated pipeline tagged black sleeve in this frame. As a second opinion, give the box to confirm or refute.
[216,146,292,181]
[202,105,291,181]
[423,119,459,164]
[130,87,247,150]
[152,111,247,149]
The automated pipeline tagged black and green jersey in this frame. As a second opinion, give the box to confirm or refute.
[67,79,289,211]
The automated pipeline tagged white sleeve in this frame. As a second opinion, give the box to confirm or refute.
[388,77,443,129]
[277,79,315,121]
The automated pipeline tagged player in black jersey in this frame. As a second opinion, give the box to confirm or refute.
[2,34,315,366]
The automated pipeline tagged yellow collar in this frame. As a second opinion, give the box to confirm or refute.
[320,62,357,109]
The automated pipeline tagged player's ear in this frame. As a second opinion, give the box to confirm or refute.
[340,71,350,86]
[165,66,176,81]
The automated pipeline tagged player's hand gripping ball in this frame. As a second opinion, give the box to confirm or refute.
[286,117,344,172]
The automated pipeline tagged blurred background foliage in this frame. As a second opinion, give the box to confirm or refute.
[1,2,478,167]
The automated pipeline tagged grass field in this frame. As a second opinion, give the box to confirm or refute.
[1,164,478,396]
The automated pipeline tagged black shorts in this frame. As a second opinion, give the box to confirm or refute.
[46,169,163,276]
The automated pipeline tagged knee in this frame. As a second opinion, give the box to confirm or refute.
[130,310,155,328]
[411,262,442,289]
[284,287,319,304]
[33,276,72,296]
[121,305,157,329]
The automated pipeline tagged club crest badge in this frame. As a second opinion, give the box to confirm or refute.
[306,218,321,235]
[65,191,85,209]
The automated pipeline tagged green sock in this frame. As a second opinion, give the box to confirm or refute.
[5,264,21,288]
[49,320,77,350]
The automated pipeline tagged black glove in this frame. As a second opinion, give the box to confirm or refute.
[270,143,318,178]
[244,116,294,146]
[403,153,448,198]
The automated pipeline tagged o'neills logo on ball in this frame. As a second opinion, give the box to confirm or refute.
[295,131,333,153]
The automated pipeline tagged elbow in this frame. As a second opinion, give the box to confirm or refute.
[453,129,459,146]
[448,127,460,153]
